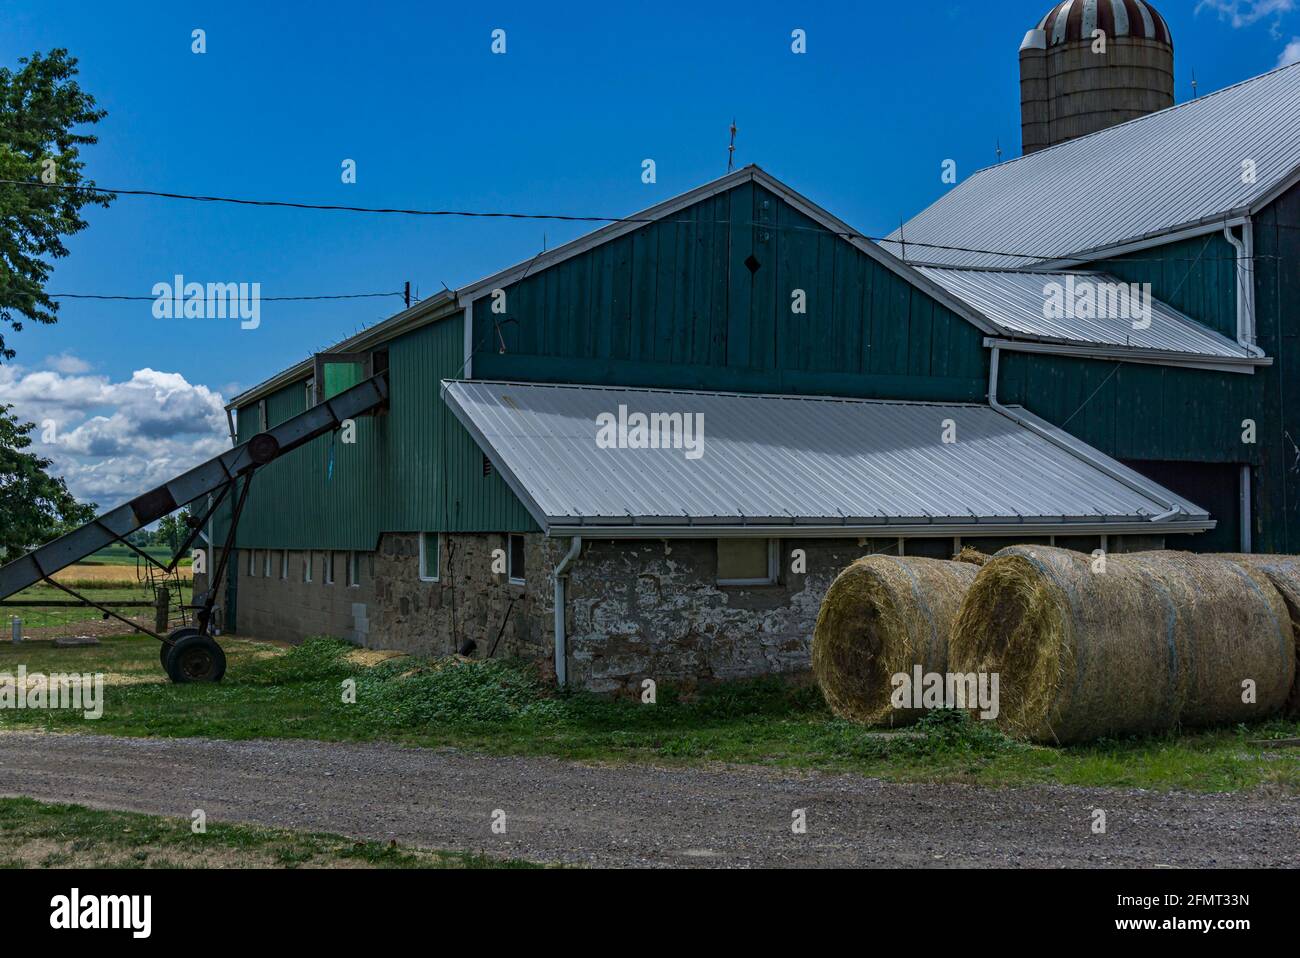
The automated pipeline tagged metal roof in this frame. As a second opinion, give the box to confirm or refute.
[886,61,1300,269]
[915,267,1267,371]
[441,379,1212,538]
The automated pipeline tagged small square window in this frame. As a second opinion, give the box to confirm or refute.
[508,533,526,585]
[280,550,288,579]
[717,539,778,586]
[303,552,312,583]
[348,551,360,588]
[324,551,335,585]
[419,533,440,582]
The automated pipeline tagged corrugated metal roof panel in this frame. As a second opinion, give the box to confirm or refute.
[915,267,1257,361]
[887,62,1300,268]
[441,379,1211,534]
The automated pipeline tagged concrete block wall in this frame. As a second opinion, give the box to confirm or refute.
[213,533,548,665]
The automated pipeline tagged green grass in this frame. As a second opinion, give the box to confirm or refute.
[1,636,1295,794]
[3,584,160,629]
[0,796,539,869]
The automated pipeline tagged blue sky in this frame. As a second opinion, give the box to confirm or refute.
[1,0,1297,505]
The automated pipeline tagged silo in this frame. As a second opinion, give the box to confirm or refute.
[1020,0,1174,155]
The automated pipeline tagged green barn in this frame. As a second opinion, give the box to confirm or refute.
[205,51,1300,691]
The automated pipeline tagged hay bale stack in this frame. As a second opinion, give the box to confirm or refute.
[1218,554,1300,716]
[950,547,1294,744]
[812,555,979,725]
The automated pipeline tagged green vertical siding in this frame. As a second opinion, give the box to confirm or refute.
[991,227,1277,551]
[1102,233,1239,340]
[1250,180,1300,553]
[226,176,1290,555]
[233,316,536,550]
[471,183,990,400]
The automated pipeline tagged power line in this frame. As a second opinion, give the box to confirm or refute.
[48,291,404,302]
[0,177,1263,267]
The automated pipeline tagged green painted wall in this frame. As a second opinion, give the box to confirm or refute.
[991,229,1276,552]
[472,182,990,401]
[1103,233,1239,340]
[229,176,1285,554]
[1251,179,1300,553]
[232,314,536,550]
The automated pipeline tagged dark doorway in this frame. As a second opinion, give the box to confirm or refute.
[1121,460,1243,553]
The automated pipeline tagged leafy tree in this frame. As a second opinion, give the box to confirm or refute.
[0,404,95,562]
[0,48,113,360]
[156,512,188,556]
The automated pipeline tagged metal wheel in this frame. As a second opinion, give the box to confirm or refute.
[161,627,200,668]
[164,634,227,683]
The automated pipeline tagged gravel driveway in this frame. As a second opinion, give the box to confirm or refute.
[0,730,1295,867]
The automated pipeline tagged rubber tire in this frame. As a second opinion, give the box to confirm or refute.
[161,627,200,668]
[164,634,227,683]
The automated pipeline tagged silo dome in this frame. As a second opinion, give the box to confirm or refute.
[1033,0,1172,48]
[1019,0,1175,155]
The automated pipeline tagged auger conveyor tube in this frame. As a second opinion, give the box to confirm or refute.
[0,373,389,602]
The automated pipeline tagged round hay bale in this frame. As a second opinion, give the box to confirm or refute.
[1217,554,1300,716]
[812,555,979,726]
[950,546,1294,744]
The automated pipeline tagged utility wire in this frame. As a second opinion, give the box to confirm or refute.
[0,177,1264,268]
[1057,234,1220,430]
[48,291,404,302]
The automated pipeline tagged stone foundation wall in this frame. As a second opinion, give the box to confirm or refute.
[549,538,869,693]
[202,532,1165,692]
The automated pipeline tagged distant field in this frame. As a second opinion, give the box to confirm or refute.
[83,543,193,570]
[2,581,192,633]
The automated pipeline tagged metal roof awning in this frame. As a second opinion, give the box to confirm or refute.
[441,379,1214,539]
[916,267,1270,373]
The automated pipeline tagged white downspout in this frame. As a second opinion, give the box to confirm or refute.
[986,345,1182,523]
[553,536,582,687]
[1224,223,1260,352]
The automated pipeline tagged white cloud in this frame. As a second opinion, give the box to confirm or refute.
[1197,0,1296,36]
[44,352,92,374]
[0,359,229,509]
[1279,36,1300,64]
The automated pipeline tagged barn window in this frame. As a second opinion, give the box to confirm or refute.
[248,550,257,577]
[324,552,336,586]
[508,534,526,585]
[419,533,440,582]
[717,539,778,586]
[263,551,273,577]
[302,552,312,583]
[348,551,361,588]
